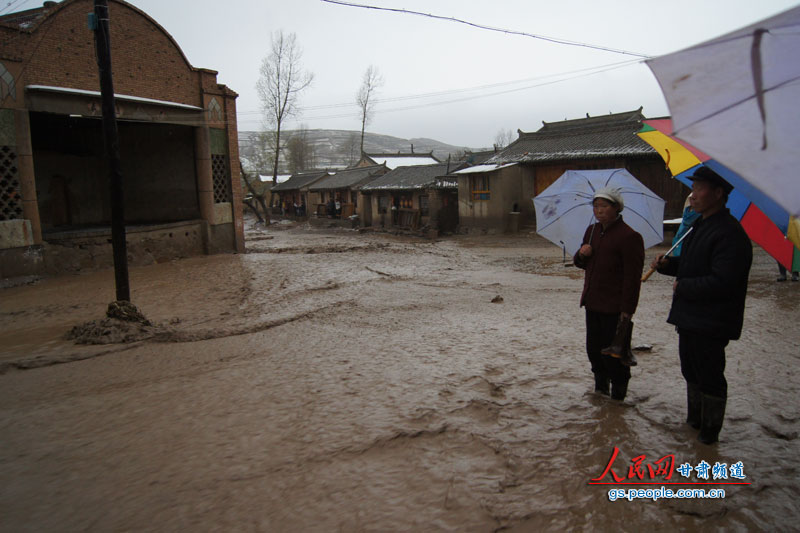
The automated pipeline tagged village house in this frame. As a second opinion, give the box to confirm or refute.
[355,150,441,170]
[0,0,244,277]
[456,108,686,234]
[307,163,388,219]
[358,162,461,233]
[269,170,329,217]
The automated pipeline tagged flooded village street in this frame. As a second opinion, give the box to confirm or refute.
[2,218,800,531]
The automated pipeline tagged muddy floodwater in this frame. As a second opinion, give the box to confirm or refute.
[1,218,799,531]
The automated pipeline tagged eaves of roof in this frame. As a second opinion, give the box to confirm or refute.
[271,171,329,191]
[488,121,656,165]
[308,164,386,191]
[359,163,452,191]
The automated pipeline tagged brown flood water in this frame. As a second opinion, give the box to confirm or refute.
[1,218,799,531]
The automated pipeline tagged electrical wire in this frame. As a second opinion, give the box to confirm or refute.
[0,1,648,132]
[320,0,653,59]
[239,58,645,125]
[54,58,641,130]
[235,58,643,119]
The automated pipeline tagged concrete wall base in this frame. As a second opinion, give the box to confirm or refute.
[204,222,236,255]
[0,245,45,279]
[40,220,208,275]
[0,220,223,279]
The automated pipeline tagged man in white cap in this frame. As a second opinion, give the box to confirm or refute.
[574,187,645,401]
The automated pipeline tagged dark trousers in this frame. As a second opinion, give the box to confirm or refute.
[678,328,728,398]
[585,310,630,386]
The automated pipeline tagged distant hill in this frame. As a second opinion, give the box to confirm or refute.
[239,129,484,173]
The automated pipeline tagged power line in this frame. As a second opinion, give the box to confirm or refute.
[320,0,653,59]
[238,58,644,123]
[296,63,637,121]
[236,58,642,118]
[139,58,643,129]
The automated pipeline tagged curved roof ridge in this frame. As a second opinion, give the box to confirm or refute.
[1,0,210,75]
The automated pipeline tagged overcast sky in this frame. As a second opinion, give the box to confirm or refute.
[14,0,800,147]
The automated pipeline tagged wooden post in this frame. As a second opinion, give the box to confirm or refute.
[93,0,130,301]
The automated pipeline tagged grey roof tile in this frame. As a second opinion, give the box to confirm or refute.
[308,164,386,191]
[271,171,330,191]
[360,163,456,191]
[488,108,657,164]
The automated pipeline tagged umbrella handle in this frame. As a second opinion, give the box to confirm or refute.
[641,266,656,282]
[641,227,693,283]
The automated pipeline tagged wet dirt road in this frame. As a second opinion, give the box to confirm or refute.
[1,219,799,531]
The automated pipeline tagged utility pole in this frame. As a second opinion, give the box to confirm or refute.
[92,0,130,302]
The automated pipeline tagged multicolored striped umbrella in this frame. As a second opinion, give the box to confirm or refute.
[638,118,800,272]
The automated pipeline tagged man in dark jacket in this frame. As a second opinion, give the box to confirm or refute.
[652,166,752,444]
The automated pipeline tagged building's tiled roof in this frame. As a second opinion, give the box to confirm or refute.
[360,163,456,191]
[363,152,441,169]
[309,164,387,191]
[488,108,656,164]
[458,149,498,166]
[453,162,518,175]
[271,170,329,191]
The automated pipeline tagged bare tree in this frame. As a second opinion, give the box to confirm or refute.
[339,132,361,167]
[356,65,383,154]
[494,128,514,149]
[286,126,315,173]
[250,131,277,174]
[240,161,270,223]
[256,31,314,182]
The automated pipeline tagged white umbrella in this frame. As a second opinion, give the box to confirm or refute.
[646,6,800,218]
[533,169,665,256]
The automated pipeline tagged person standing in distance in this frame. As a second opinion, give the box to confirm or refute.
[651,166,752,445]
[574,187,644,401]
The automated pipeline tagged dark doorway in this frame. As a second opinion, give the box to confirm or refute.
[30,112,199,231]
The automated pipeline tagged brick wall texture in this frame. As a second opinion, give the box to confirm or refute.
[1,0,226,107]
[0,0,244,252]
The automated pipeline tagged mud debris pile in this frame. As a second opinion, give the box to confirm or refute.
[66,300,160,345]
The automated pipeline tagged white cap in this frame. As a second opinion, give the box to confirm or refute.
[593,187,624,211]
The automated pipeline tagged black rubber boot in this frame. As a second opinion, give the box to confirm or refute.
[686,382,701,429]
[594,374,610,396]
[602,318,637,367]
[698,394,726,444]
[611,379,628,401]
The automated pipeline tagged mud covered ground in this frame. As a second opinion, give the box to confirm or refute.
[1,217,799,531]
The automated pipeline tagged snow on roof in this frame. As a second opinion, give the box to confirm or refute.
[25,85,203,111]
[260,174,291,184]
[371,155,440,169]
[454,163,518,174]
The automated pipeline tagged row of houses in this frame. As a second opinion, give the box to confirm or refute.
[0,0,687,280]
[268,108,687,235]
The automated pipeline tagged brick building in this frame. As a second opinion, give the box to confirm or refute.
[0,0,244,277]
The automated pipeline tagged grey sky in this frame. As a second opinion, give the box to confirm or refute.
[14,0,800,147]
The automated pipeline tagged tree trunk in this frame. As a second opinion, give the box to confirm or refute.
[273,129,282,184]
[240,163,270,225]
[360,116,366,154]
[242,198,264,223]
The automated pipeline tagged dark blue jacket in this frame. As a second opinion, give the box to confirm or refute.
[658,208,752,340]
